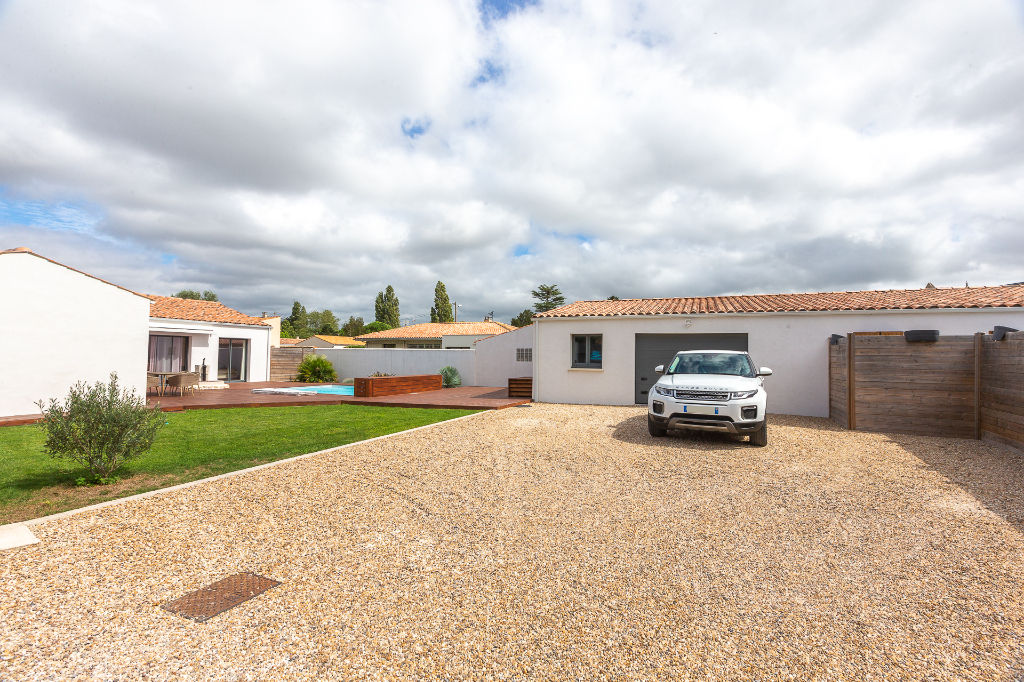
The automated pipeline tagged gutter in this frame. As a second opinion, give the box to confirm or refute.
[533,307,1024,322]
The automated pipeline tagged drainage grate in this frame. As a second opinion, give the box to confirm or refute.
[161,572,280,622]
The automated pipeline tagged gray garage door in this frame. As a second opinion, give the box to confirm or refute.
[634,333,749,404]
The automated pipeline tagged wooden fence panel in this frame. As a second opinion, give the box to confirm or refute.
[980,331,1024,450]
[852,335,975,438]
[269,347,314,381]
[826,330,1024,449]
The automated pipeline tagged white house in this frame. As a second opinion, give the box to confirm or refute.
[0,247,151,415]
[532,285,1024,417]
[147,296,271,383]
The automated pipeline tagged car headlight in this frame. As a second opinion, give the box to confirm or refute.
[654,385,673,396]
[729,389,759,400]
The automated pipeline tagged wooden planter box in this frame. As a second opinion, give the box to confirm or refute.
[354,374,443,398]
[508,376,532,398]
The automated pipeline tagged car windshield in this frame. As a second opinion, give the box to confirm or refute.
[667,352,756,377]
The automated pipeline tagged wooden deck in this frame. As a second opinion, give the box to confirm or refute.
[0,383,531,426]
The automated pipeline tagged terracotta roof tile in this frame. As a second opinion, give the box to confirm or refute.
[308,335,366,346]
[146,295,269,326]
[534,285,1024,318]
[355,321,516,340]
[279,338,304,345]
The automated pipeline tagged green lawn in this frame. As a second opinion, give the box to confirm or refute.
[0,404,477,524]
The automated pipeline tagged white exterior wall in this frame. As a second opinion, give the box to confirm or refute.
[315,348,476,384]
[148,319,271,382]
[0,253,150,415]
[474,326,533,387]
[441,334,491,349]
[534,309,1024,417]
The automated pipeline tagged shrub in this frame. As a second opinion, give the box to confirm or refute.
[35,373,164,481]
[439,366,462,388]
[369,371,396,377]
[296,354,338,382]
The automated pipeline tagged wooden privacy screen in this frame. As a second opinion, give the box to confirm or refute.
[829,331,1024,449]
[980,331,1024,449]
[354,374,442,398]
[270,347,314,381]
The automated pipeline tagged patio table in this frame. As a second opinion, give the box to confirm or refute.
[149,371,186,394]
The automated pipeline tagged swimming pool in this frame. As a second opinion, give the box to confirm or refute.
[252,384,355,396]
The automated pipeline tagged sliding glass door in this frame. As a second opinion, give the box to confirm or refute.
[148,335,190,373]
[218,338,248,381]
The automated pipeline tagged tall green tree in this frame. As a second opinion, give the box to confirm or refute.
[173,289,218,301]
[287,301,308,335]
[374,285,401,328]
[280,319,297,338]
[306,309,339,336]
[429,281,454,323]
[341,316,366,337]
[511,309,533,327]
[531,284,566,313]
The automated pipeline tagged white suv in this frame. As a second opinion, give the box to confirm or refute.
[647,350,772,446]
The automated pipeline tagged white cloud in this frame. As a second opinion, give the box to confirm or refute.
[1,0,1022,322]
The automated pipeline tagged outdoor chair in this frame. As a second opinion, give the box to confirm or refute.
[167,372,199,397]
[147,373,163,396]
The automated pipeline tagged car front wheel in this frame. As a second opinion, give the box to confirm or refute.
[648,415,667,438]
[749,416,767,447]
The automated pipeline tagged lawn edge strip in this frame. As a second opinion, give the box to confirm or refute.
[21,409,491,529]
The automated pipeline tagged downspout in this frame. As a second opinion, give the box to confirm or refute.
[532,319,540,402]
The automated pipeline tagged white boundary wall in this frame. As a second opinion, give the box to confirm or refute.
[316,348,476,384]
[473,326,533,388]
[0,252,150,415]
[534,308,1024,417]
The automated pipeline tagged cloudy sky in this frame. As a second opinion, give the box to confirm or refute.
[1,0,1023,323]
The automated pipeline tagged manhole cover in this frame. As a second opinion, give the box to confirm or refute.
[161,572,280,622]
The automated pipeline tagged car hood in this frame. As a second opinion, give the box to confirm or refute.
[657,374,760,392]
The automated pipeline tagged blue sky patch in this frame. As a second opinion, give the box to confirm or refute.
[472,59,505,86]
[0,189,103,234]
[401,117,431,139]
[479,0,537,25]
[512,243,531,257]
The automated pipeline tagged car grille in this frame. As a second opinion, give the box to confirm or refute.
[673,390,729,401]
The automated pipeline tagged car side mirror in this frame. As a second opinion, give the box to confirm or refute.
[758,367,773,376]
[654,365,665,374]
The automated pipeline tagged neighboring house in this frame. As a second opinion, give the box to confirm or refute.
[0,248,151,415]
[258,314,282,347]
[473,324,533,387]
[532,285,1024,418]
[279,337,304,346]
[147,296,271,382]
[295,335,366,348]
[355,321,516,349]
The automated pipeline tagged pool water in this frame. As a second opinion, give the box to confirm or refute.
[294,385,355,395]
[251,384,354,396]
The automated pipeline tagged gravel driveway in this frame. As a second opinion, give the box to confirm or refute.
[3,404,1024,680]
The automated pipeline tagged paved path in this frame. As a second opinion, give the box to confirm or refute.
[3,405,1023,679]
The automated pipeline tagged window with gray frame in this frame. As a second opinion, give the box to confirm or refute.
[516,347,532,362]
[571,334,602,368]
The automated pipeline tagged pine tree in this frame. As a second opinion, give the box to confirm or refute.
[430,281,454,323]
[531,284,566,313]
